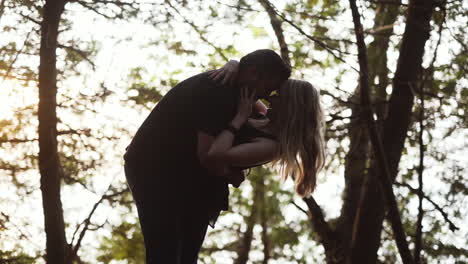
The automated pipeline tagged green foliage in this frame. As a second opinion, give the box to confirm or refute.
[0,250,36,264]
[97,221,145,264]
[248,25,268,38]
[126,67,163,106]
[169,41,197,56]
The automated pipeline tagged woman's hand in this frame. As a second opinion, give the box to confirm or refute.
[208,60,239,86]
[232,86,256,128]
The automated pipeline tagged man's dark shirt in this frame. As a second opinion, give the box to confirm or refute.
[124,72,239,221]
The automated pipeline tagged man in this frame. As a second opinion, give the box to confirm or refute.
[124,49,291,263]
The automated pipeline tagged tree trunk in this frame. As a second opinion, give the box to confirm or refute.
[348,0,414,262]
[346,0,435,262]
[257,0,291,66]
[259,177,271,264]
[38,0,68,263]
[337,0,400,259]
[234,179,261,264]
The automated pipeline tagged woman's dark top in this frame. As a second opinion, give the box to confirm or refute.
[207,120,276,227]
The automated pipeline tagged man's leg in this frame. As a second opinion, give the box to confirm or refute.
[179,213,210,264]
[125,162,181,264]
[141,209,182,264]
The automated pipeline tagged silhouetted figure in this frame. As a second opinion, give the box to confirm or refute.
[124,50,290,264]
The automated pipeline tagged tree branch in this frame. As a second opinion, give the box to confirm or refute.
[302,196,335,248]
[0,138,37,144]
[72,0,135,6]
[347,1,414,263]
[414,75,425,264]
[2,30,33,82]
[72,0,115,19]
[166,1,229,62]
[18,12,41,25]
[415,4,445,261]
[266,2,359,72]
[290,200,308,216]
[57,44,96,70]
[57,128,92,136]
[365,0,409,6]
[395,182,458,232]
[68,187,128,262]
[257,0,290,66]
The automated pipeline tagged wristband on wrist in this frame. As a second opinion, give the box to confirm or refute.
[225,124,239,134]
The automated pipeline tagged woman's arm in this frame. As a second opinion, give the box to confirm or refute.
[197,131,276,177]
[208,137,277,168]
[197,131,245,187]
[198,86,278,176]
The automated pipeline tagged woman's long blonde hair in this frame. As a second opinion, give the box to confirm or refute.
[273,79,325,197]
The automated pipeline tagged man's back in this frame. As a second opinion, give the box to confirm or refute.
[125,72,238,185]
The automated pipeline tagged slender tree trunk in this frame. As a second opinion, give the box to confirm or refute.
[260,2,340,261]
[346,0,435,262]
[234,180,260,264]
[337,1,399,259]
[367,2,400,120]
[38,0,68,263]
[259,177,271,264]
[348,0,414,262]
[414,72,425,264]
[257,0,291,66]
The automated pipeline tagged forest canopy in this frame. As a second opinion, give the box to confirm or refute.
[0,0,466,263]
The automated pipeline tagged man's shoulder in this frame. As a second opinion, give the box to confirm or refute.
[178,71,220,89]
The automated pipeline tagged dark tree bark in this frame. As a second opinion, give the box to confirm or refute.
[234,181,260,264]
[414,74,425,264]
[367,2,400,120]
[38,0,68,263]
[259,177,271,264]
[347,0,414,263]
[336,1,400,262]
[257,0,291,66]
[246,0,435,262]
[346,0,435,263]
[303,197,339,263]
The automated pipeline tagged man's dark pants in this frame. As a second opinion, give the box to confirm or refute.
[124,161,209,264]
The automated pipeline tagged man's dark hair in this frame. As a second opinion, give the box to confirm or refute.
[239,49,291,80]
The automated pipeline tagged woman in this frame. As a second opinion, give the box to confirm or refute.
[199,75,325,197]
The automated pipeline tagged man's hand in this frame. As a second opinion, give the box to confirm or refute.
[225,169,245,188]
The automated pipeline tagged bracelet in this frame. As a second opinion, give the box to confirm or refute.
[225,124,239,134]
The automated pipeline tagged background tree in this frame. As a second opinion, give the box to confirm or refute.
[0,0,466,263]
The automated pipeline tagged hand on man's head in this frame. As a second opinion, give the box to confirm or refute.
[208,60,239,86]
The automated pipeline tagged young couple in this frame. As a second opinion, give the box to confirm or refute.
[123,49,325,263]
